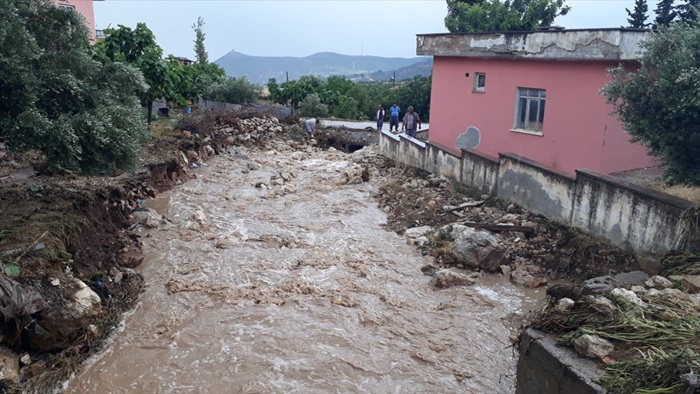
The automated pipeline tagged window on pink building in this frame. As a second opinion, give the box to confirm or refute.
[57,4,75,10]
[514,88,546,133]
[474,73,486,92]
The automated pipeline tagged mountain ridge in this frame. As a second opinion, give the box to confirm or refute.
[214,50,429,84]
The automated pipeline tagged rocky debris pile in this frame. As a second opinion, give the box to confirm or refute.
[377,166,639,287]
[528,269,700,393]
[213,116,285,145]
[178,115,290,169]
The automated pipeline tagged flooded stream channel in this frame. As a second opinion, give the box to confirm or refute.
[66,145,542,393]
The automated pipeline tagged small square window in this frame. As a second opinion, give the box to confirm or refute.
[473,72,486,92]
[513,87,546,134]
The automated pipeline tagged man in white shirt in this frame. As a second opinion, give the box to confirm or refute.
[304,118,319,136]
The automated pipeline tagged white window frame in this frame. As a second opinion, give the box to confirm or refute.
[473,72,486,93]
[511,87,546,136]
[57,4,75,10]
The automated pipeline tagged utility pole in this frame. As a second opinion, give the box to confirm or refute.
[285,71,289,83]
[393,71,396,88]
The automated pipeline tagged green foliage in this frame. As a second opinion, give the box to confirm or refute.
[192,16,208,64]
[444,0,571,33]
[273,80,314,110]
[168,58,225,103]
[96,23,178,122]
[347,85,372,120]
[601,22,700,184]
[601,349,700,394]
[267,78,282,103]
[0,0,149,174]
[324,76,354,95]
[332,95,359,119]
[203,77,259,104]
[627,0,650,28]
[676,0,700,23]
[298,93,329,118]
[395,76,432,122]
[654,0,677,27]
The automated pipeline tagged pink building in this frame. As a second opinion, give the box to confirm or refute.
[418,29,656,175]
[53,0,101,42]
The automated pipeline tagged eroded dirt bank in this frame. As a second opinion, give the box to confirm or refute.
[65,141,542,393]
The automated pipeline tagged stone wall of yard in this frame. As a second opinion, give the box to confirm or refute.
[379,130,698,258]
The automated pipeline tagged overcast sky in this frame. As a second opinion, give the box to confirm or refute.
[94,1,635,61]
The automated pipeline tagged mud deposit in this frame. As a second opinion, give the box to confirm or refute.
[66,144,542,393]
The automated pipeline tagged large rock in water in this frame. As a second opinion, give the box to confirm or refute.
[452,227,508,272]
[430,268,480,288]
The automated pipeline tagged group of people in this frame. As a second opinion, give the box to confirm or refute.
[376,104,422,138]
[302,103,422,138]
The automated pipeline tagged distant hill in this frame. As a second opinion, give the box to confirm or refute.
[350,58,433,82]
[214,51,427,85]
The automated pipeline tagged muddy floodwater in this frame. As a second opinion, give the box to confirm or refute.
[66,145,542,393]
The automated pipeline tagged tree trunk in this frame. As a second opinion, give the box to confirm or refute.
[147,101,153,124]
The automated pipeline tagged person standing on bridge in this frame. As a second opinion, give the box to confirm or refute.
[389,103,401,132]
[376,105,386,131]
[402,106,421,138]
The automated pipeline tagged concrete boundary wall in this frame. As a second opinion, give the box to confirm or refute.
[516,329,604,394]
[379,130,698,257]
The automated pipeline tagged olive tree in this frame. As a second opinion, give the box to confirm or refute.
[601,22,700,184]
[0,0,148,174]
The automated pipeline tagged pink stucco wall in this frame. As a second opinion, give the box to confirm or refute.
[429,57,656,174]
[54,0,97,42]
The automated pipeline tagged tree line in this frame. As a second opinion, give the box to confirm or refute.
[267,75,432,121]
[626,0,699,28]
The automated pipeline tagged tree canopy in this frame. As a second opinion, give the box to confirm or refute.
[0,0,148,174]
[444,0,570,33]
[96,23,178,121]
[627,0,650,28]
[653,0,677,27]
[601,21,700,184]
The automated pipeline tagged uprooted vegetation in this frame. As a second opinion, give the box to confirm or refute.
[522,250,700,394]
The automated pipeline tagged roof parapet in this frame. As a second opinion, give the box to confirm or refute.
[416,29,648,61]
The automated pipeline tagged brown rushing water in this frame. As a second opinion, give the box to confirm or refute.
[65,144,543,393]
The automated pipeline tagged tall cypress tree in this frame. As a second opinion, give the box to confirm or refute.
[654,0,677,28]
[676,0,700,22]
[192,17,208,65]
[626,0,650,28]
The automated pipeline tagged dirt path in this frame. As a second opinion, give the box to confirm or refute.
[65,143,541,393]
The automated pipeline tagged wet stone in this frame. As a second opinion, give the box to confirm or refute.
[582,276,616,295]
[573,334,614,359]
[613,271,648,287]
